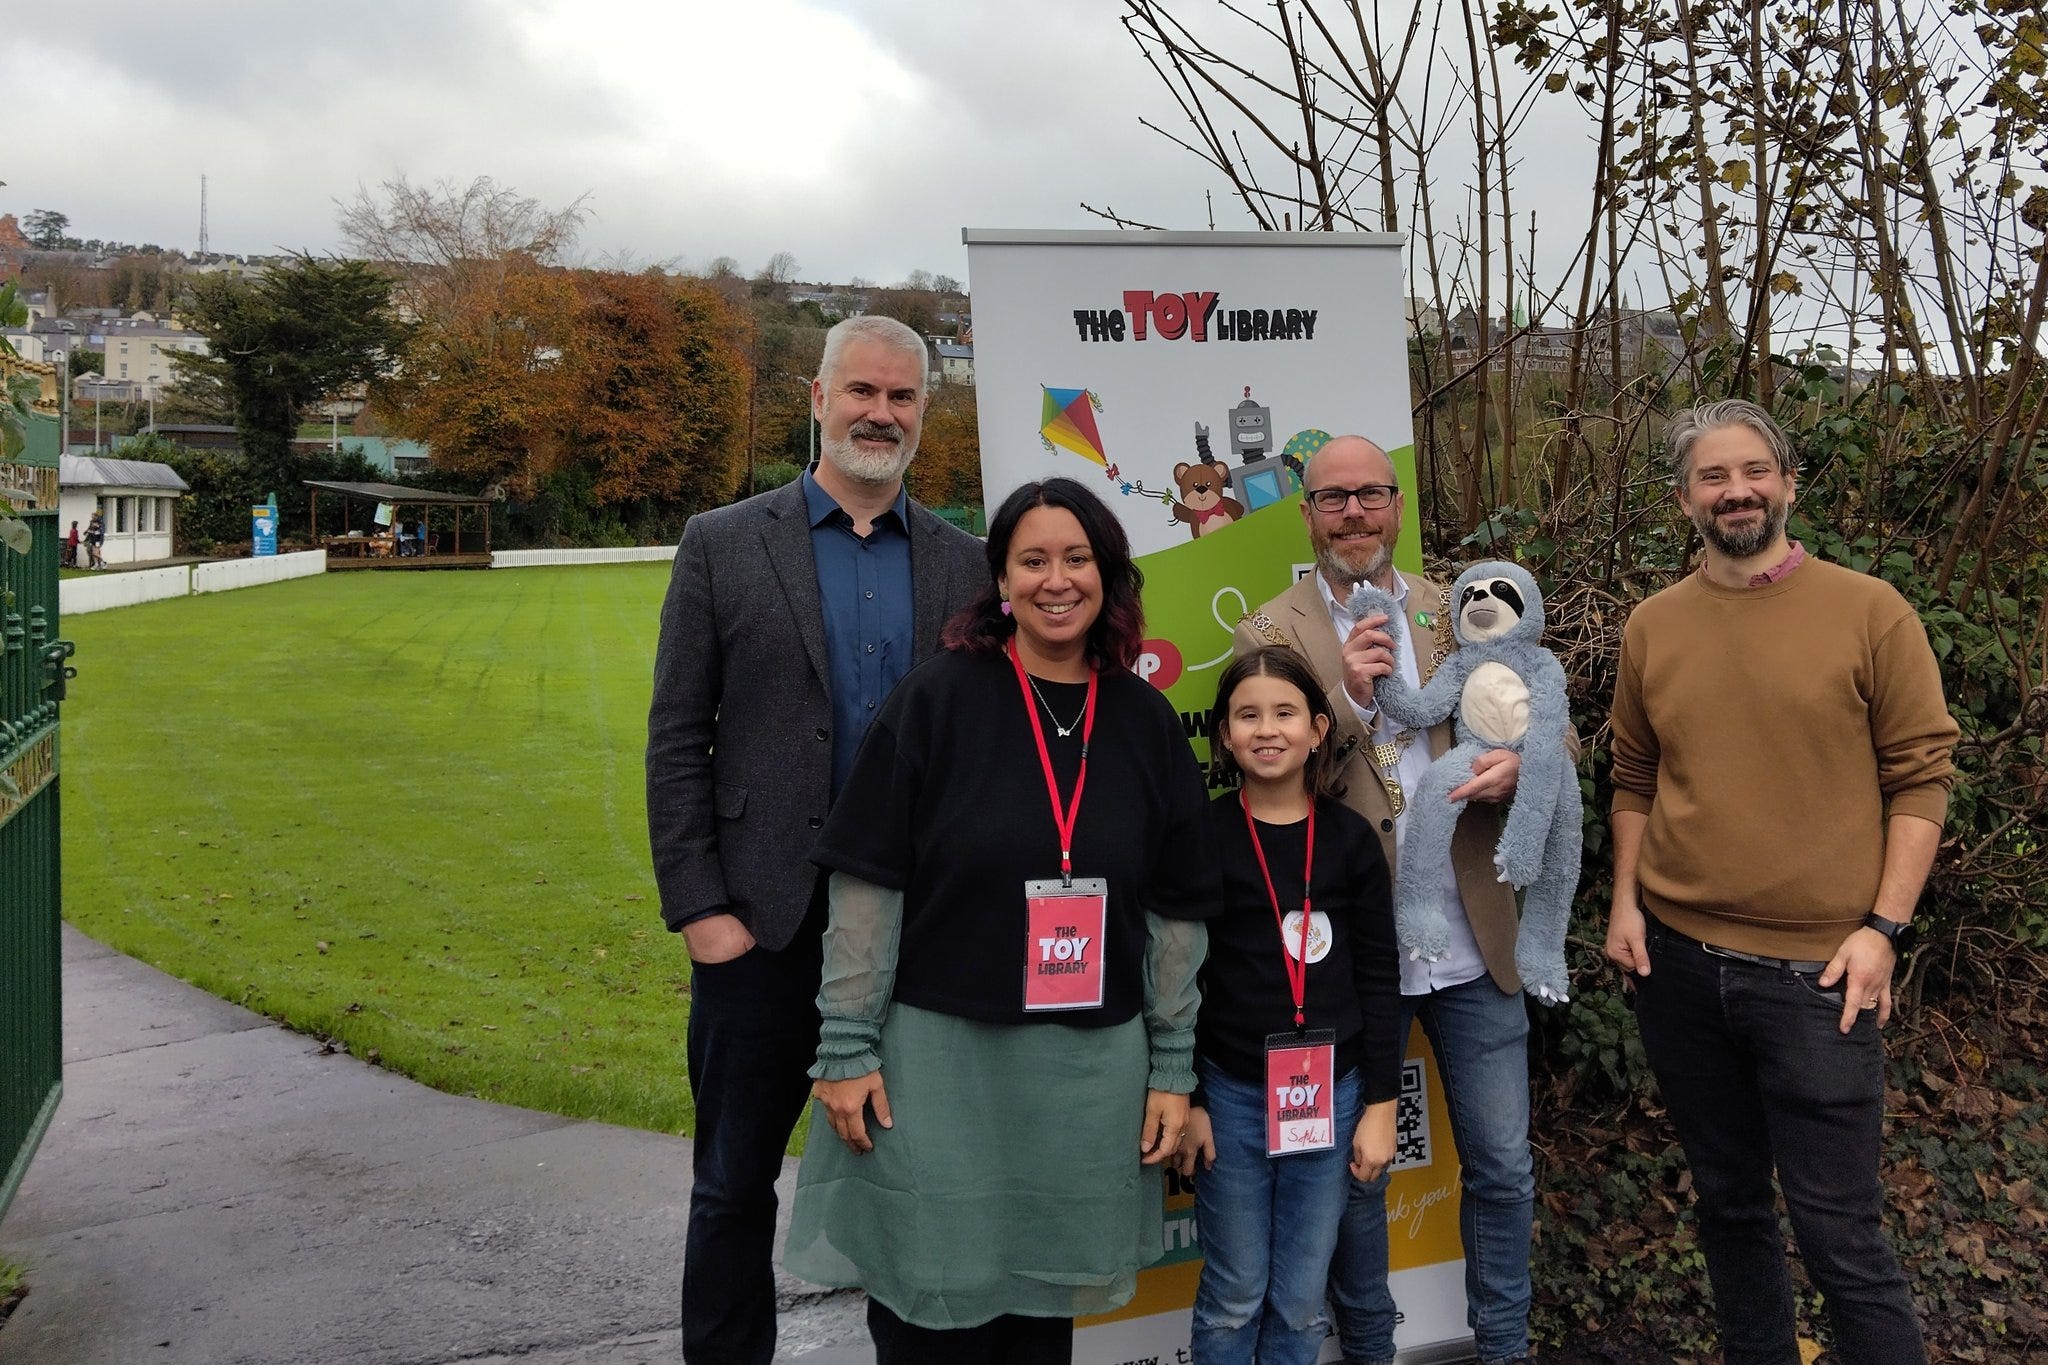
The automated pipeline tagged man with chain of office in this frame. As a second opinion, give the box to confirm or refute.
[1232,434,1539,1365]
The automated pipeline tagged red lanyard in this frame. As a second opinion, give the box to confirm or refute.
[1009,638,1099,884]
[1240,791,1316,1028]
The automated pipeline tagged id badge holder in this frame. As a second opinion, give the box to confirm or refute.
[1023,877,1109,1011]
[1265,1029,1338,1156]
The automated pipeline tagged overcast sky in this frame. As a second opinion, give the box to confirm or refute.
[0,0,1317,285]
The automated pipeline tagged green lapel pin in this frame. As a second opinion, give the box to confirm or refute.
[1415,610,1434,629]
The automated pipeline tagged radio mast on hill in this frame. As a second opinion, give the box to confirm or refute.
[198,174,209,258]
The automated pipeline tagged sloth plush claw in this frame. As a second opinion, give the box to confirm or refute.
[1346,562,1582,1006]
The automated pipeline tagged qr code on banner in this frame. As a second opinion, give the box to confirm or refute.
[1392,1058,1431,1171]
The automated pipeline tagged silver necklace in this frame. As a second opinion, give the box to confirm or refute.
[1026,675,1087,738]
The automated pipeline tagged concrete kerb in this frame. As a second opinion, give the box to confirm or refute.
[0,927,869,1365]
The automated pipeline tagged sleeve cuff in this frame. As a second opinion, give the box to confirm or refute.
[1609,789,1655,817]
[1147,1056,1197,1094]
[668,904,731,933]
[809,1051,883,1082]
[811,1015,883,1080]
[1884,786,1952,827]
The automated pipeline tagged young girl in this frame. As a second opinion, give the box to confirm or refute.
[1178,645,1403,1365]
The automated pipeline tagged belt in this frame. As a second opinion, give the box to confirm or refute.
[1649,918,1828,975]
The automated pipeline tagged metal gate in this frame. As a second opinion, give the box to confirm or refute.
[1,421,72,1218]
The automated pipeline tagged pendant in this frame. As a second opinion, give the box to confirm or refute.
[1056,723,1074,738]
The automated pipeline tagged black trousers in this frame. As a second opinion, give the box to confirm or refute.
[680,897,825,1365]
[866,1299,1075,1365]
[1634,916,1926,1365]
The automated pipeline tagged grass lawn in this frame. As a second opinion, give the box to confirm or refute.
[61,566,706,1135]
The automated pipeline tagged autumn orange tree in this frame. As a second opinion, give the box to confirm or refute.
[371,261,579,492]
[346,178,752,538]
[905,382,983,511]
[558,269,750,514]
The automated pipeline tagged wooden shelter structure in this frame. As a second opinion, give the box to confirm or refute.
[303,479,495,570]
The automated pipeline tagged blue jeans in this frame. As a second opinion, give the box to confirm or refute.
[1329,975,1533,1365]
[1634,917,1925,1364]
[1191,1061,1362,1365]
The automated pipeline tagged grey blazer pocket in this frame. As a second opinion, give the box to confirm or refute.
[714,783,748,819]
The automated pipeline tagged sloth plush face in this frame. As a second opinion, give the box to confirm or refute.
[1458,577,1526,643]
[1448,560,1545,646]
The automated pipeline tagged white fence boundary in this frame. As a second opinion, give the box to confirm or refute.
[193,550,326,595]
[59,544,680,616]
[58,565,194,616]
[489,546,677,568]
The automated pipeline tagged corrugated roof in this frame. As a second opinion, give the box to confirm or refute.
[59,455,191,492]
[303,479,496,506]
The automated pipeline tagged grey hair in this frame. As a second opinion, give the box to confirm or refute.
[817,315,930,396]
[1665,399,1798,484]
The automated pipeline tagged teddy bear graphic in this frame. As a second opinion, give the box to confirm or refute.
[1170,455,1245,539]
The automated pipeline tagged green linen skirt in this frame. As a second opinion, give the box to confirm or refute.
[783,1002,1165,1329]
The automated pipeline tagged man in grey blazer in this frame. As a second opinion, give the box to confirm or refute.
[646,315,986,1364]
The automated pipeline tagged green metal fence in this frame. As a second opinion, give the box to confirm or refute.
[1,435,70,1218]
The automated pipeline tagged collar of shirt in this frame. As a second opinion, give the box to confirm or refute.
[1747,539,1807,586]
[802,468,909,535]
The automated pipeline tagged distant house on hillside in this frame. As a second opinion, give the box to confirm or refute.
[1445,306,1685,380]
[152,424,241,451]
[59,454,189,565]
[930,337,974,386]
[290,436,431,475]
[97,312,208,398]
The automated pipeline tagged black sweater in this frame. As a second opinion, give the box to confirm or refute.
[813,649,1219,1027]
[1193,792,1403,1103]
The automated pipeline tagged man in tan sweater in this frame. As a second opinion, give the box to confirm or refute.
[1606,399,1956,1364]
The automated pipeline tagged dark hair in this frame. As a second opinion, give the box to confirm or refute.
[1207,645,1344,799]
[941,477,1147,672]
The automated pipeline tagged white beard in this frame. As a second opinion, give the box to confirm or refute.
[821,431,917,486]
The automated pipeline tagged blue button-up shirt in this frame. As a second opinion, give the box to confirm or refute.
[803,470,915,796]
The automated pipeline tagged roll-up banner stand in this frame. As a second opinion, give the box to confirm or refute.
[964,229,1475,1365]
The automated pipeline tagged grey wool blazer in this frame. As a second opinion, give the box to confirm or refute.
[645,477,987,950]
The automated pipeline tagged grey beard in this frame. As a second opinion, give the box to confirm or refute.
[820,432,917,486]
[1317,541,1391,589]
[1697,500,1787,559]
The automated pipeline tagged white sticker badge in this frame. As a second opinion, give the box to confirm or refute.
[1280,910,1333,964]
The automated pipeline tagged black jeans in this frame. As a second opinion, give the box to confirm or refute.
[680,898,824,1365]
[1634,917,1925,1365]
[866,1299,1074,1365]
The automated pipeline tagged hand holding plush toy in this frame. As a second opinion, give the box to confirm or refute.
[1346,561,1580,1004]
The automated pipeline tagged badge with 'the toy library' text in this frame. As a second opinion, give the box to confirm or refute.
[1023,878,1108,1012]
[1265,1030,1337,1156]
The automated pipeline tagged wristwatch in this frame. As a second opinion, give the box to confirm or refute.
[1861,913,1918,957]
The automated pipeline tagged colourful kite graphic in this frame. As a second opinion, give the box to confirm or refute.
[1040,386,1107,466]
[1036,383,1176,510]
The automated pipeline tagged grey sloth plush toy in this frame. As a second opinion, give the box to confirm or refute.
[1347,561,1579,1004]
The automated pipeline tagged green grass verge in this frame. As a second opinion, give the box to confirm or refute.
[0,1252,24,1324]
[61,566,702,1135]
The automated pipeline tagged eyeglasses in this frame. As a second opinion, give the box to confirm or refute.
[1306,484,1399,513]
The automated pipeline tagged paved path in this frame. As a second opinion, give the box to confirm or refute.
[0,927,870,1365]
